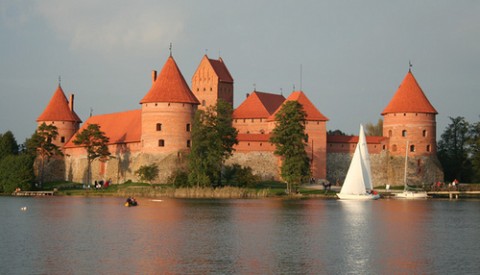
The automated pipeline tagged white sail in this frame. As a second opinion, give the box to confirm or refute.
[339,140,367,195]
[358,125,373,190]
[337,124,379,200]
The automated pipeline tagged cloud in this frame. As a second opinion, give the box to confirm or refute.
[32,0,185,56]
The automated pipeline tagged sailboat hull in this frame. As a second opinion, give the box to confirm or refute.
[394,191,428,199]
[337,193,380,200]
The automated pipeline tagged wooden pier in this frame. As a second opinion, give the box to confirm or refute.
[12,191,55,196]
[427,190,480,199]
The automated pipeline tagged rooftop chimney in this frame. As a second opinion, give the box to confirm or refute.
[152,70,157,84]
[69,94,74,112]
[246,93,250,98]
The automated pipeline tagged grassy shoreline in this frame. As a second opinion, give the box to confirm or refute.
[13,181,338,199]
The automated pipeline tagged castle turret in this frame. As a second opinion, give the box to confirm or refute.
[140,55,199,153]
[37,84,82,148]
[382,69,442,185]
[191,55,234,110]
[382,69,438,156]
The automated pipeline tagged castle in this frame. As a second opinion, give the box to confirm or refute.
[36,52,443,186]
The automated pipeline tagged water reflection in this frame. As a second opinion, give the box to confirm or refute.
[1,197,479,274]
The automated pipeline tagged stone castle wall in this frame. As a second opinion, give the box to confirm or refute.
[226,151,280,181]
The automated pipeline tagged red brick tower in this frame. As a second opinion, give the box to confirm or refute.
[191,55,234,110]
[37,84,82,148]
[382,69,442,185]
[140,55,199,153]
[382,69,438,156]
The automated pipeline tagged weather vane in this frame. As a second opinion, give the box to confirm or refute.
[58,75,61,85]
[169,43,172,56]
[409,60,413,72]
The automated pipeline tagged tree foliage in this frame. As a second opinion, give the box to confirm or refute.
[135,164,159,183]
[468,119,480,182]
[365,119,383,136]
[25,123,63,186]
[0,131,34,193]
[73,124,111,184]
[0,131,18,160]
[269,101,310,193]
[188,100,238,187]
[438,116,472,182]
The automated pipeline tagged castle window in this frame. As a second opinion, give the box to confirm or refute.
[186,123,191,132]
[410,144,415,152]
[210,87,212,91]
[426,145,431,152]
[155,103,158,106]
[404,113,406,116]
[260,118,263,122]
[61,136,65,143]
[203,88,206,91]
[187,140,191,148]
[156,123,162,131]
[251,119,254,122]
[402,130,407,137]
[260,143,263,146]
[423,130,427,137]
[158,139,165,147]
[388,130,392,137]
[202,100,206,106]
[382,145,386,150]
[197,88,199,91]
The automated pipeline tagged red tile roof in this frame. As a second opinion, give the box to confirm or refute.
[233,91,286,119]
[382,70,437,115]
[207,56,234,83]
[268,91,329,121]
[37,85,82,123]
[327,135,386,144]
[140,56,199,105]
[64,109,141,148]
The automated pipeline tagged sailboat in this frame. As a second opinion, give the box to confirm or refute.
[337,125,380,200]
[394,141,429,199]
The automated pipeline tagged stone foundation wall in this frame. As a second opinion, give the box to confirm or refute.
[226,151,280,181]
[327,151,443,187]
[65,151,189,184]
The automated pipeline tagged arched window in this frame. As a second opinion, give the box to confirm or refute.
[402,130,407,137]
[187,140,191,148]
[426,144,431,152]
[156,123,162,131]
[61,136,65,143]
[410,144,415,152]
[202,100,206,106]
[423,130,427,137]
[186,124,191,132]
[158,139,165,147]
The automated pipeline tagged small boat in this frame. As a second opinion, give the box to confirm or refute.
[394,141,429,199]
[337,125,380,200]
[125,197,138,207]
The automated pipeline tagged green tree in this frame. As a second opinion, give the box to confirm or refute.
[0,131,18,160]
[135,164,159,183]
[365,119,383,136]
[438,116,472,182]
[73,124,111,185]
[25,123,63,186]
[0,154,34,193]
[270,101,310,194]
[468,119,480,182]
[188,100,238,187]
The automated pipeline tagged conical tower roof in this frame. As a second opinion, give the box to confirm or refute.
[37,85,82,122]
[382,70,437,115]
[268,91,329,121]
[140,56,199,105]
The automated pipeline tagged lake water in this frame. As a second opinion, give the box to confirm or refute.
[1,196,479,274]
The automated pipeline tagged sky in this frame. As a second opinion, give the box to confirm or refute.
[1,0,479,143]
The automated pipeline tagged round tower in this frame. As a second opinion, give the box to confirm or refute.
[140,55,199,153]
[382,69,437,156]
[37,84,82,148]
[382,69,442,185]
